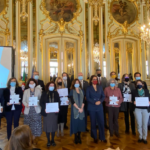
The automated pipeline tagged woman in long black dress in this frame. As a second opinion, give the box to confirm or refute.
[70,79,85,144]
[55,77,69,137]
[40,81,60,147]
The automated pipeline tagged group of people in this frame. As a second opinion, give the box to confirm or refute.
[0,70,150,150]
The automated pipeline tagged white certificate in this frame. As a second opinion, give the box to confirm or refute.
[29,97,38,106]
[109,96,118,105]
[124,94,132,102]
[10,95,20,104]
[57,88,68,97]
[46,102,59,113]
[0,106,3,113]
[135,97,149,107]
[60,97,69,106]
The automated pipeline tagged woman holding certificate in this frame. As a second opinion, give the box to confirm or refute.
[104,79,123,137]
[86,75,106,143]
[3,77,23,140]
[118,74,136,135]
[55,77,68,137]
[132,80,150,144]
[40,81,60,147]
[70,79,85,144]
[23,78,42,144]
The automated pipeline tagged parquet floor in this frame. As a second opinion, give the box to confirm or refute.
[0,110,150,150]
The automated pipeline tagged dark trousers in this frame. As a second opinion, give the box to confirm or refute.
[84,101,88,128]
[124,109,135,133]
[103,102,107,126]
[89,110,105,140]
[64,106,68,126]
[5,109,21,140]
[107,107,119,135]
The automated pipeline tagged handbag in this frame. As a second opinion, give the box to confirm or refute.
[119,102,127,112]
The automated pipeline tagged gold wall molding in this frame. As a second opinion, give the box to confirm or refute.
[107,0,141,40]
[40,0,82,34]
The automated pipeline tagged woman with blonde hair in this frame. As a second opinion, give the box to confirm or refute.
[55,77,69,137]
[4,125,41,150]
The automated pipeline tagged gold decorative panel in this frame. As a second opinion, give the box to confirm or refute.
[0,0,6,16]
[40,0,82,33]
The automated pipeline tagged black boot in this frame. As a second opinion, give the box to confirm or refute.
[77,132,82,144]
[74,133,78,144]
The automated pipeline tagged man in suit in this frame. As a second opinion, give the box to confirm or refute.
[132,72,148,89]
[33,71,45,91]
[78,72,89,131]
[96,69,109,129]
[62,72,71,129]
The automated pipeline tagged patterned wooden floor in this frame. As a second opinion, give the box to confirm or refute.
[0,110,150,150]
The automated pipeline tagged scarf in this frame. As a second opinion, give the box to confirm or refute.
[138,89,145,97]
[48,92,54,103]
[122,82,131,94]
[73,88,85,120]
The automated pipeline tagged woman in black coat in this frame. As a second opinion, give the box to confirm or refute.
[40,81,60,147]
[3,77,23,140]
[118,74,136,135]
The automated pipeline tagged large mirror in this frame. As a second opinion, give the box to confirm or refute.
[65,42,74,79]
[114,43,120,78]
[126,42,133,79]
[49,42,58,81]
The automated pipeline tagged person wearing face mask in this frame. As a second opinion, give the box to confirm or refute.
[132,72,148,90]
[86,75,106,143]
[69,79,85,144]
[118,74,136,135]
[3,77,23,140]
[132,80,150,144]
[55,77,68,137]
[104,79,123,137]
[108,71,119,87]
[40,81,60,147]
[96,69,108,129]
[62,72,71,129]
[78,72,89,132]
[23,78,42,144]
[33,71,45,91]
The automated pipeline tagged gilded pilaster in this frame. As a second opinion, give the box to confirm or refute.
[15,1,21,80]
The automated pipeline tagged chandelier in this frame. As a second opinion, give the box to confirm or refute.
[93,43,100,63]
[83,0,103,26]
[141,22,150,44]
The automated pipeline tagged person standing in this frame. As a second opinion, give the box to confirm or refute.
[40,81,60,147]
[108,71,119,87]
[132,80,150,144]
[23,78,42,144]
[104,79,123,137]
[0,88,4,127]
[96,69,108,129]
[78,72,89,131]
[62,72,71,129]
[86,75,106,143]
[132,72,148,90]
[70,79,85,144]
[33,71,45,91]
[118,74,136,135]
[55,77,69,137]
[3,77,23,140]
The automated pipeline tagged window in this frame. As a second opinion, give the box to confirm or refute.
[103,61,106,77]
[146,61,149,76]
[50,62,58,77]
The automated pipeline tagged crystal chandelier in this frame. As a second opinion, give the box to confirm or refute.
[93,43,100,63]
[141,22,150,44]
[83,0,103,26]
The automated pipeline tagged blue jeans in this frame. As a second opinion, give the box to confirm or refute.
[134,108,149,140]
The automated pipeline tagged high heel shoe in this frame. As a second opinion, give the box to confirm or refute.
[47,142,51,147]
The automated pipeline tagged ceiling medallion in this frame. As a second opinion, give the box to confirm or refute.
[40,0,82,34]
